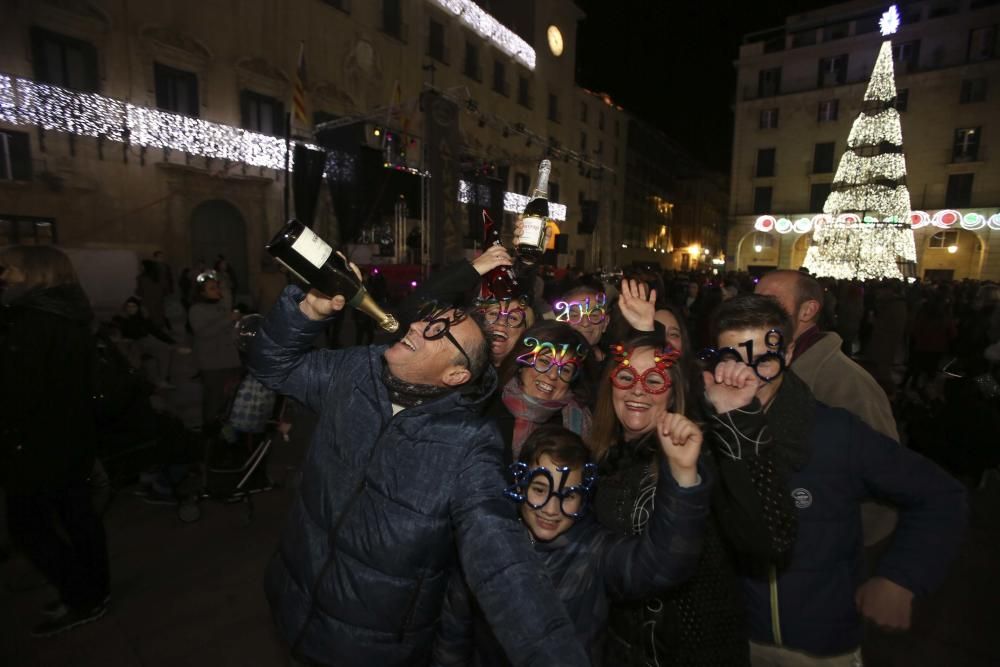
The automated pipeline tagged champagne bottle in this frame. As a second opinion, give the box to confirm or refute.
[265,220,399,332]
[514,159,551,263]
[481,210,520,300]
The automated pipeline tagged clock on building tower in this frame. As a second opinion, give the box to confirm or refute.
[547,25,564,56]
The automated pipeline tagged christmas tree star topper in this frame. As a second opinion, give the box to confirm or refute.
[880,5,901,36]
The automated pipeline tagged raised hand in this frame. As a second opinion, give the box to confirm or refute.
[618,279,657,332]
[702,360,761,414]
[471,245,514,276]
[657,412,702,487]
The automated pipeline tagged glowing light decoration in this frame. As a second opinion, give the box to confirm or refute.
[428,0,536,70]
[880,5,901,36]
[758,210,1000,234]
[806,23,916,280]
[458,180,567,221]
[0,74,318,171]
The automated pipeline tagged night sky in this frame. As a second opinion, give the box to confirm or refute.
[575,0,834,173]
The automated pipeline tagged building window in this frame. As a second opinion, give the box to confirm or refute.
[492,61,507,96]
[0,130,32,181]
[240,91,283,136]
[0,216,56,245]
[968,26,997,62]
[154,63,198,117]
[818,99,839,122]
[580,131,587,153]
[953,127,981,162]
[513,171,529,194]
[550,181,560,205]
[813,142,835,173]
[758,67,782,97]
[598,112,605,131]
[615,119,620,137]
[929,230,960,248]
[464,41,480,80]
[753,186,773,214]
[428,19,446,62]
[929,2,959,18]
[756,148,776,178]
[382,0,403,40]
[517,75,532,108]
[892,40,921,72]
[822,22,849,41]
[30,27,99,92]
[818,54,848,87]
[945,174,974,208]
[901,5,922,24]
[895,88,909,111]
[960,78,987,103]
[855,12,881,34]
[596,139,604,156]
[580,102,588,123]
[791,30,817,47]
[759,108,779,129]
[810,183,832,212]
[548,93,560,123]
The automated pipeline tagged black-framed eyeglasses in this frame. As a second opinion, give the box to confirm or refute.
[503,462,598,519]
[417,302,473,370]
[697,329,787,382]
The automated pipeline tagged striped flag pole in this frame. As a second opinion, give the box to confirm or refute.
[292,42,309,129]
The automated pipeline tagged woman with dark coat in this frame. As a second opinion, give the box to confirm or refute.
[0,246,110,637]
[590,331,797,667]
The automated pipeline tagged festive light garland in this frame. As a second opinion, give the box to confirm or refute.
[755,211,1000,233]
[1,74,300,170]
[458,179,567,221]
[428,0,536,70]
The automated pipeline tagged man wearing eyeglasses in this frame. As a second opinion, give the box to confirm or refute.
[705,295,965,667]
[248,282,589,667]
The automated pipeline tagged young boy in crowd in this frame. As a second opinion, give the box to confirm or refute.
[433,419,710,666]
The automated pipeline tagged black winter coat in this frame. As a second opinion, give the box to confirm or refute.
[593,400,799,667]
[249,286,588,667]
[0,284,97,494]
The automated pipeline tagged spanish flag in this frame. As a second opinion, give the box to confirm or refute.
[292,42,308,128]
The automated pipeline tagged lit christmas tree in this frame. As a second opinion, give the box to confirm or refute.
[803,5,917,280]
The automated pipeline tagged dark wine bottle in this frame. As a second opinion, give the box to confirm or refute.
[265,219,399,332]
[481,210,520,300]
[513,159,551,264]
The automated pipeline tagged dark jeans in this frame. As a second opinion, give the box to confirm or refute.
[6,477,110,610]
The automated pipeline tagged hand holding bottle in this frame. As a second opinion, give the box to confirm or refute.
[657,412,702,488]
[472,245,514,276]
[298,252,358,321]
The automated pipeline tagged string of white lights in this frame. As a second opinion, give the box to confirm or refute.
[824,185,910,220]
[428,0,536,70]
[863,41,898,102]
[457,179,567,221]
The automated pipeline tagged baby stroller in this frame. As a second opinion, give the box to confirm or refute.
[176,315,288,524]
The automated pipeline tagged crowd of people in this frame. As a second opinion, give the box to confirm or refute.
[2,240,996,666]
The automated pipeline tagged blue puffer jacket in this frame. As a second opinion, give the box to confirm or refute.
[743,380,967,657]
[250,287,589,667]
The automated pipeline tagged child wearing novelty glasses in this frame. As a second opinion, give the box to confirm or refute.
[433,420,710,666]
